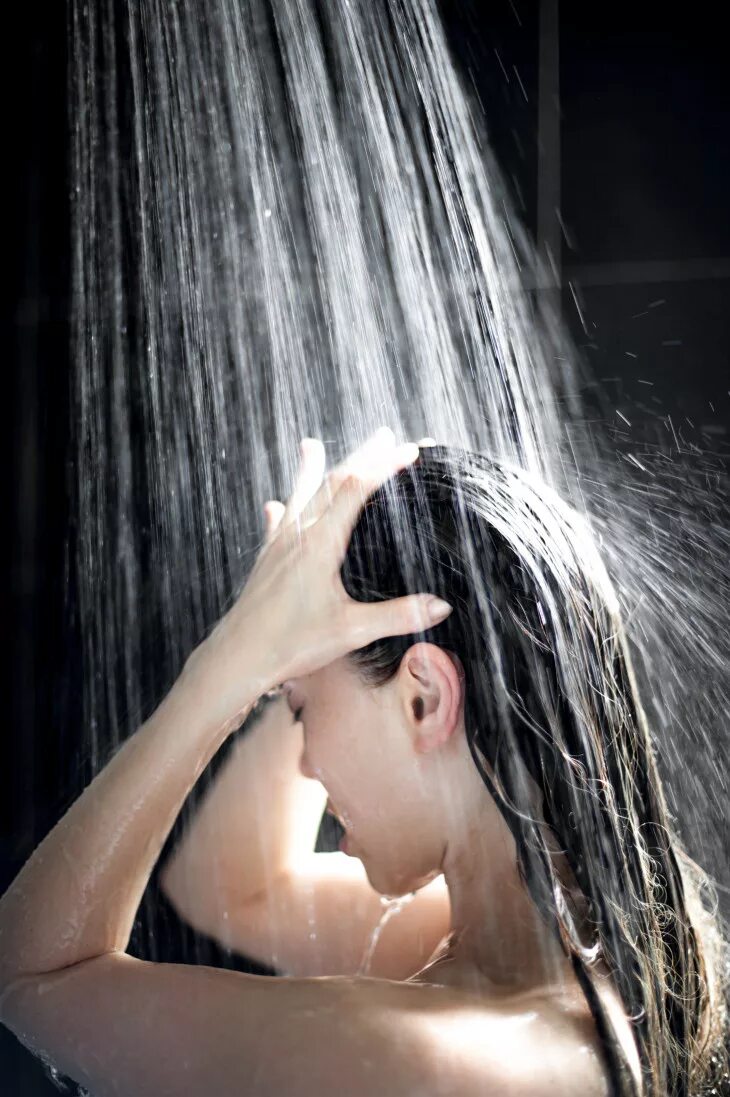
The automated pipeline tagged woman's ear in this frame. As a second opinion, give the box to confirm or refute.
[401,643,464,751]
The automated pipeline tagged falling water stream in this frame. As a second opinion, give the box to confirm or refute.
[357,893,418,978]
[69,0,587,731]
[45,0,730,1090]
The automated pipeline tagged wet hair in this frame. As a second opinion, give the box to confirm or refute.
[339,445,729,1097]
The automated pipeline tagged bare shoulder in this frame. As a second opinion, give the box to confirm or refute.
[344,977,615,1097]
[1,953,624,1097]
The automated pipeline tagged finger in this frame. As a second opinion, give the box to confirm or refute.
[343,427,397,478]
[325,442,420,547]
[297,427,398,527]
[280,438,326,529]
[263,500,286,542]
[348,593,454,646]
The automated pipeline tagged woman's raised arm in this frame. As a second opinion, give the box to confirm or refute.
[0,655,260,998]
[0,431,447,1001]
[159,695,328,923]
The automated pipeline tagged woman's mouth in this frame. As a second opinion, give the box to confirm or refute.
[326,800,347,829]
[326,800,353,853]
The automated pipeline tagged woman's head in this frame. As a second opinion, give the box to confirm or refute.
[292,445,727,1097]
[292,638,519,903]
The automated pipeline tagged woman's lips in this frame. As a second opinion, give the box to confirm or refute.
[326,800,347,829]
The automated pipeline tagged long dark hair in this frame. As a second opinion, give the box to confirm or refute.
[339,445,728,1097]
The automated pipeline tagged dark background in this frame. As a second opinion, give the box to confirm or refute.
[4,1,729,1091]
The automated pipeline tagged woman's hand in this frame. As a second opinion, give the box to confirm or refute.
[183,428,452,732]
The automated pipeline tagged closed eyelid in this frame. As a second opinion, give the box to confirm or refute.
[283,682,305,719]
[284,690,303,719]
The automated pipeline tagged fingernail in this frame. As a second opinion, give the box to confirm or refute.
[428,597,453,620]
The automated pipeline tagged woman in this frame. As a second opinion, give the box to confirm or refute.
[0,429,727,1096]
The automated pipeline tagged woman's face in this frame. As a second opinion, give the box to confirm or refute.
[284,647,465,898]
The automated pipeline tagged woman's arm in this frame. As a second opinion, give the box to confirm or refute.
[0,655,258,998]
[0,435,459,1097]
[159,696,327,924]
[0,434,433,1001]
[0,433,431,1003]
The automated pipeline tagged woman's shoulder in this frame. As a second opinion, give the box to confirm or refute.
[403,949,643,1096]
[343,973,624,1097]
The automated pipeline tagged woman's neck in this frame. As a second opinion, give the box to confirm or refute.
[438,795,576,997]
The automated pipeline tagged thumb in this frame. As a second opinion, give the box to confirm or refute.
[355,593,453,644]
